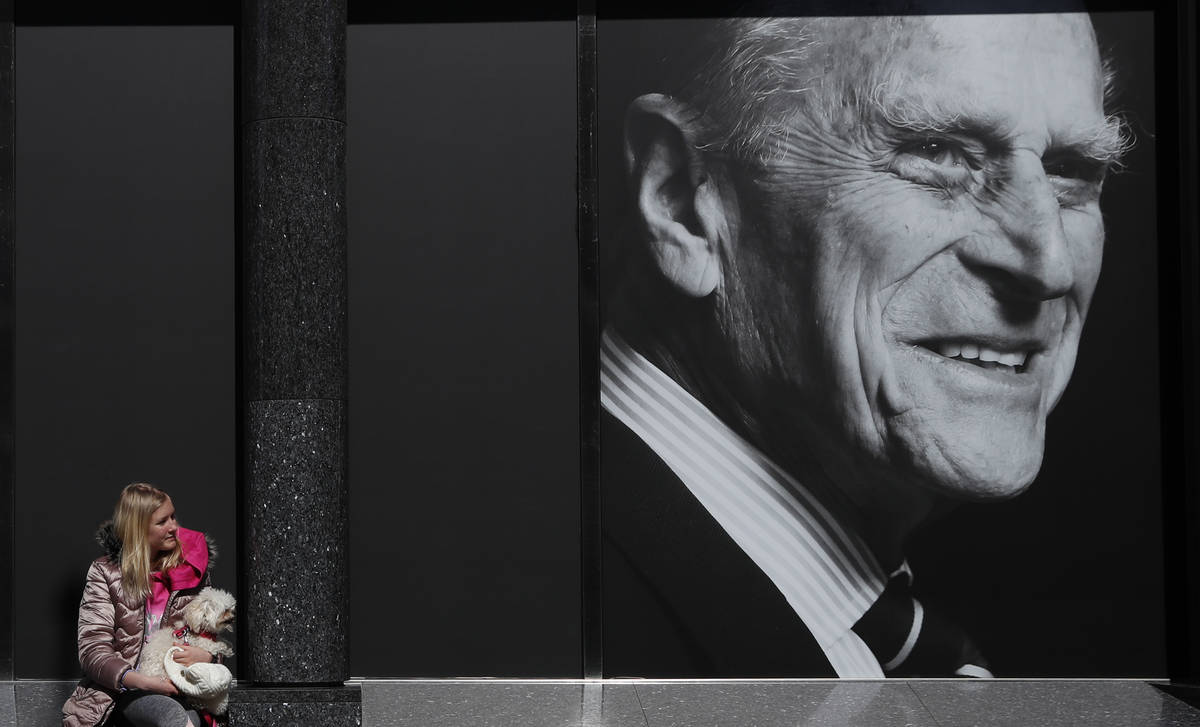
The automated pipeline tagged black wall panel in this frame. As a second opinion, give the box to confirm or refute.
[347,23,580,677]
[14,27,234,678]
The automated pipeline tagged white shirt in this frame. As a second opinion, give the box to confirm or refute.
[600,329,889,678]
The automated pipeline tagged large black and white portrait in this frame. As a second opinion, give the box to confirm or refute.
[598,10,1162,678]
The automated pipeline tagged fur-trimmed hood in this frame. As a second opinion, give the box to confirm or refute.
[94,520,218,568]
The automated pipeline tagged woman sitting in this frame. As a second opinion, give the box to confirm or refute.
[62,483,220,727]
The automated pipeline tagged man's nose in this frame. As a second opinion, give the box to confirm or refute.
[957,151,1075,301]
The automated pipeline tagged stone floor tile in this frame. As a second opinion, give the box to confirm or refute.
[582,683,648,727]
[15,680,76,727]
[0,682,14,727]
[911,680,1200,727]
[364,680,646,727]
[634,681,938,727]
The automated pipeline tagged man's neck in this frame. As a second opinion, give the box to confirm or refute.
[757,422,938,568]
[634,332,939,568]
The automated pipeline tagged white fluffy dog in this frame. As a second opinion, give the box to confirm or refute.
[139,587,236,715]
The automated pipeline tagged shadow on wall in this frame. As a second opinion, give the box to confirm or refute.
[54,576,81,679]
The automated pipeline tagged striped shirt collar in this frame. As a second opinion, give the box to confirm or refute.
[601,329,891,670]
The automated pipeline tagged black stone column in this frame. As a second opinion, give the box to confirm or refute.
[231,0,359,723]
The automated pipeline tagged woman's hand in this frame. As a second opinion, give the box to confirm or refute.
[123,670,179,695]
[171,642,213,667]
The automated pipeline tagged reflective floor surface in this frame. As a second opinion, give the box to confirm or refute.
[362,680,1200,727]
[5,678,1199,726]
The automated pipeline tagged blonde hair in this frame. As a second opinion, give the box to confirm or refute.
[113,482,184,601]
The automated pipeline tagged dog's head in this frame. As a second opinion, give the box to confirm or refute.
[182,587,237,634]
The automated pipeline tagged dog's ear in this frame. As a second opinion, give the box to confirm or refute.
[201,596,222,630]
[186,593,215,631]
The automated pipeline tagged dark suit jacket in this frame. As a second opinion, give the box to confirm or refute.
[600,410,838,677]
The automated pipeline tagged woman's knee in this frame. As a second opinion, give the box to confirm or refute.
[114,693,193,727]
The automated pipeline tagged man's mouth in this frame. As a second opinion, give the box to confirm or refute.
[917,340,1034,373]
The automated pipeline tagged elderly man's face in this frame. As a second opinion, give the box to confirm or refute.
[737,14,1113,502]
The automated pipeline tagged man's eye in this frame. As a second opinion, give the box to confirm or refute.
[1043,154,1105,183]
[889,137,977,191]
[1042,153,1106,206]
[900,138,971,169]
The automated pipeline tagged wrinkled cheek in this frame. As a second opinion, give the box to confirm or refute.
[1068,214,1105,315]
[853,287,900,425]
[805,266,894,457]
[1044,300,1086,415]
[1042,215,1104,412]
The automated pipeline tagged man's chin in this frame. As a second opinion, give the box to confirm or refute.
[921,460,1040,502]
[886,420,1046,502]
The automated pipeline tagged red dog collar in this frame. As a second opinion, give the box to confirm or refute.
[173,625,216,642]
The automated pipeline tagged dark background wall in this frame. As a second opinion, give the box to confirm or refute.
[13,27,235,678]
[9,20,581,681]
[596,11,1164,676]
[346,22,580,677]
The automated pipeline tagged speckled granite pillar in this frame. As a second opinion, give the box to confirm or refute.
[244,400,347,680]
[233,0,357,723]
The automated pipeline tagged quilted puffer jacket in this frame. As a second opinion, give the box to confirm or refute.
[61,522,216,727]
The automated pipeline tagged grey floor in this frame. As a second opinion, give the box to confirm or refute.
[5,679,1199,726]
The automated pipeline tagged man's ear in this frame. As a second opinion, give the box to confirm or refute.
[625,93,734,298]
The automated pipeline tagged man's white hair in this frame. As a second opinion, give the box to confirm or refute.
[684,18,829,163]
[684,16,1130,167]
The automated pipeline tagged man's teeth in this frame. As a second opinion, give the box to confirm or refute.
[934,342,1028,368]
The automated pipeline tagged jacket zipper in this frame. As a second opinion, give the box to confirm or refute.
[133,600,147,669]
[134,588,178,670]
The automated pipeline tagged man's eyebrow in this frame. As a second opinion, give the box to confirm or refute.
[1049,116,1131,167]
[868,82,1005,139]
[868,86,1131,167]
